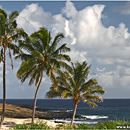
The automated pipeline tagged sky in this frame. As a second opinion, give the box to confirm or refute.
[0,1,130,99]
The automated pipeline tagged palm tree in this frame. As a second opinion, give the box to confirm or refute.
[0,9,26,128]
[17,27,72,123]
[46,61,105,125]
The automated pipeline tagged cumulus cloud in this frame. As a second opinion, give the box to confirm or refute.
[62,1,78,18]
[6,1,130,98]
[17,3,52,35]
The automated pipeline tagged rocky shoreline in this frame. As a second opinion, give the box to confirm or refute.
[18,104,82,119]
[0,104,85,120]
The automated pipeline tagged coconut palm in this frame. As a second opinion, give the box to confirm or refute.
[46,61,105,125]
[17,27,72,123]
[0,9,26,127]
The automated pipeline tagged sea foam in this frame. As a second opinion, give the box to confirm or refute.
[51,119,98,124]
[81,115,108,120]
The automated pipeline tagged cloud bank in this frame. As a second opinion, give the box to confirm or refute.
[1,1,130,98]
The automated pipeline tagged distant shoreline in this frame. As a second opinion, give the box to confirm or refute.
[0,104,82,120]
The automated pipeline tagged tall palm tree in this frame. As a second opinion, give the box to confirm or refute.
[17,27,72,123]
[46,61,105,125]
[0,9,26,128]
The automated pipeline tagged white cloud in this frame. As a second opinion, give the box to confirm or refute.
[17,3,52,35]
[14,1,130,98]
[66,48,89,63]
[62,1,78,18]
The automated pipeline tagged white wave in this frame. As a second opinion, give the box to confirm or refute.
[81,115,108,120]
[51,110,62,112]
[51,119,98,124]
[66,110,73,112]
[35,106,38,108]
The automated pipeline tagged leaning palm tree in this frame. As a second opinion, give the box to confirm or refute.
[46,61,105,125]
[17,27,72,123]
[0,9,26,128]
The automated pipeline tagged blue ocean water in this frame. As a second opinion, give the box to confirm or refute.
[0,99,130,124]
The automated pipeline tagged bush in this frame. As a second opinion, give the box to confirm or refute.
[56,123,77,129]
[76,123,92,129]
[12,122,51,129]
[93,120,130,129]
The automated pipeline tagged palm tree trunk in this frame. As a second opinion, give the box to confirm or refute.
[71,103,78,125]
[32,72,43,123]
[0,47,7,128]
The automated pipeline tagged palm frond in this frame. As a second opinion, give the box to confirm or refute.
[58,61,73,74]
[0,9,7,19]
[17,58,36,78]
[80,65,90,80]
[18,66,36,84]
[18,40,35,52]
[50,58,60,68]
[9,11,18,20]
[64,71,76,88]
[0,12,6,36]
[50,71,58,88]
[83,95,103,102]
[34,28,50,52]
[10,28,28,42]
[48,33,64,53]
[15,53,32,61]
[61,90,72,98]
[54,54,71,62]
[80,79,98,92]
[28,65,42,86]
[34,67,43,87]
[51,43,71,56]
[0,48,3,62]
[31,50,43,59]
[46,86,61,98]
[9,49,13,70]
[83,100,97,107]
[8,42,22,55]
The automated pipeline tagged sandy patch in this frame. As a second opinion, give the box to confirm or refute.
[1,118,58,129]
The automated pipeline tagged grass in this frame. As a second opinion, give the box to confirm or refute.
[12,120,130,129]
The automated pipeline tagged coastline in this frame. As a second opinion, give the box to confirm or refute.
[0,103,82,119]
[0,103,83,129]
[16,104,82,119]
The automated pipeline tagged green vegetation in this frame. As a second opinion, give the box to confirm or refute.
[0,9,26,128]
[12,120,130,129]
[12,122,51,129]
[46,61,105,125]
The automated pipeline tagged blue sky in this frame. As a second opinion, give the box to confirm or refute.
[0,1,130,99]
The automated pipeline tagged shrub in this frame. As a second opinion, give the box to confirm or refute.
[77,123,92,129]
[93,120,130,129]
[56,123,77,129]
[12,122,51,129]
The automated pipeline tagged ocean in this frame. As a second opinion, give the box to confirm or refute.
[0,99,130,124]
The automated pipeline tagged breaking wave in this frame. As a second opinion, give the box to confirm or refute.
[51,118,98,124]
[81,115,108,120]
